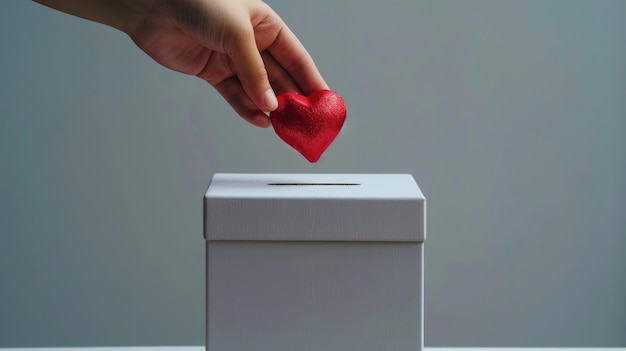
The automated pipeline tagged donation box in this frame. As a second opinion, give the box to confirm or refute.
[203,173,426,351]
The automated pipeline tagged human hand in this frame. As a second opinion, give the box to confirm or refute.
[34,0,328,127]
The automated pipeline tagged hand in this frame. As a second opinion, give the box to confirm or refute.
[34,0,329,127]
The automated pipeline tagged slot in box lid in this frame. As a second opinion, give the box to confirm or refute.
[204,173,425,242]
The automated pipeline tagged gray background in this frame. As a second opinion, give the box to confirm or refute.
[1,0,625,347]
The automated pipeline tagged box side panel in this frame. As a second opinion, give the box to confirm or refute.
[205,241,209,351]
[420,241,424,350]
[205,198,424,242]
[207,241,423,351]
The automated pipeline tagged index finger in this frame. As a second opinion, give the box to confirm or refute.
[268,24,329,95]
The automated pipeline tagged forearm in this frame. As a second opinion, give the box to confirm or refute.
[33,0,152,33]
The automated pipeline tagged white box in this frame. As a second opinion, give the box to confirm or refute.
[203,173,426,351]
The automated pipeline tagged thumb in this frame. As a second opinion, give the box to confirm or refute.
[230,29,278,112]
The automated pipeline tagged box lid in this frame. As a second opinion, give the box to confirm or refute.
[204,173,425,242]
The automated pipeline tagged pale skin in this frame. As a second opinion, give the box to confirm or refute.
[33,0,328,128]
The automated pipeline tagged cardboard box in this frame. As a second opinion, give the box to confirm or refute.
[204,173,426,351]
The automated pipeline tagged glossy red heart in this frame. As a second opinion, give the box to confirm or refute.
[270,90,347,163]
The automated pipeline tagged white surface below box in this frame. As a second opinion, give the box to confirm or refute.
[203,173,426,351]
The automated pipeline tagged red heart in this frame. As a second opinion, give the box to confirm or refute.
[270,90,347,163]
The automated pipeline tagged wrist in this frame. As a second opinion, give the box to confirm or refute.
[33,0,157,34]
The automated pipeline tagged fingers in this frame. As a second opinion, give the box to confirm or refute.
[261,51,300,95]
[228,27,278,112]
[175,0,329,127]
[226,4,327,113]
[267,24,328,95]
[209,51,297,128]
[214,76,271,128]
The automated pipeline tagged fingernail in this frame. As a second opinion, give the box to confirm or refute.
[263,89,278,111]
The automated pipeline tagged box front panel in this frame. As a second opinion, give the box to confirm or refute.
[206,241,423,351]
